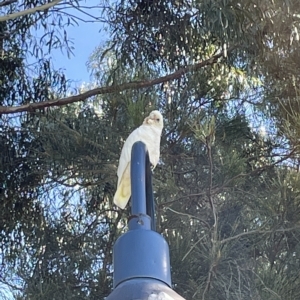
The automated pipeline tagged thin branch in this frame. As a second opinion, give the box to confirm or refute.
[0,46,237,115]
[221,226,300,244]
[182,235,207,261]
[202,124,217,300]
[0,278,23,292]
[165,207,211,228]
[54,10,106,23]
[0,0,17,8]
[0,0,62,22]
[207,142,217,227]
[251,270,282,299]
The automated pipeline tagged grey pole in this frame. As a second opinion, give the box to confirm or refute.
[106,141,186,300]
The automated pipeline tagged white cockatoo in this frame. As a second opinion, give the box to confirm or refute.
[113,110,163,209]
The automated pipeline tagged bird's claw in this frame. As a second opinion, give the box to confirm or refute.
[150,164,155,172]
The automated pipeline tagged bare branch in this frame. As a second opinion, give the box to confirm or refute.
[54,10,105,23]
[165,207,211,228]
[0,0,62,22]
[202,131,217,300]
[221,226,300,244]
[182,235,207,261]
[0,46,236,115]
[0,0,17,8]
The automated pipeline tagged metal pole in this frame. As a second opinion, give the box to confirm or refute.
[130,141,147,216]
[107,141,186,299]
[145,152,156,231]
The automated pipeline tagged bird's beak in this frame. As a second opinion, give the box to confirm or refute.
[144,116,154,125]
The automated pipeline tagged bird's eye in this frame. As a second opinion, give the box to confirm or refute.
[156,118,160,122]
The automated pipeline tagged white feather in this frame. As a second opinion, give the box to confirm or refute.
[113,110,163,209]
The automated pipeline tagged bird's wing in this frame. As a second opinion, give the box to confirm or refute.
[114,163,131,209]
[114,124,161,209]
[117,125,153,184]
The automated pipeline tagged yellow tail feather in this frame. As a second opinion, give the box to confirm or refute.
[113,173,131,209]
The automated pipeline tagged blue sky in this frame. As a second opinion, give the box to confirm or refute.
[51,19,107,84]
[42,1,110,85]
[25,2,109,88]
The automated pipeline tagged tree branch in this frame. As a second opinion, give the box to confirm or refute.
[0,0,17,8]
[221,226,300,244]
[202,130,217,300]
[0,46,236,115]
[0,0,62,22]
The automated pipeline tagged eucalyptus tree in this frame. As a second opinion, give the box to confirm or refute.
[95,1,300,299]
[1,1,300,299]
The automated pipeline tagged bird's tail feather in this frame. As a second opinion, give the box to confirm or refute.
[113,189,130,209]
[113,171,131,209]
[114,164,131,209]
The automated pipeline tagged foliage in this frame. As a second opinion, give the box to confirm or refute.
[1,0,300,300]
